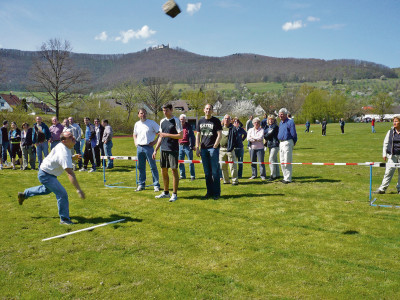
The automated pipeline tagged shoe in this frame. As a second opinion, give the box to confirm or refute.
[60,219,75,225]
[191,177,195,181]
[179,176,186,180]
[202,194,211,200]
[372,189,385,194]
[268,177,275,181]
[0,165,3,170]
[136,186,145,191]
[88,168,96,173]
[281,180,291,184]
[223,182,230,184]
[79,168,88,172]
[213,195,220,200]
[154,186,160,192]
[12,166,16,170]
[169,194,178,202]
[18,192,25,205]
[249,176,256,179]
[232,182,238,186]
[155,192,170,199]
[261,176,266,180]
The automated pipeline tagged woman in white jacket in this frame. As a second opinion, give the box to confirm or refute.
[374,116,400,194]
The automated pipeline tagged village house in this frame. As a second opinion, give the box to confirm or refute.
[0,93,21,112]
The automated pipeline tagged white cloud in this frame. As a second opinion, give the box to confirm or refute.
[95,31,108,41]
[115,25,156,43]
[187,2,201,15]
[282,20,304,31]
[321,24,345,30]
[307,16,320,22]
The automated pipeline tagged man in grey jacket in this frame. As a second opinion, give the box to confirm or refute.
[102,119,114,169]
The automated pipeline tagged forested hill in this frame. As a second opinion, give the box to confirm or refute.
[0,47,397,91]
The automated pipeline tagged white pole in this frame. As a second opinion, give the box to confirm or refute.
[42,219,125,241]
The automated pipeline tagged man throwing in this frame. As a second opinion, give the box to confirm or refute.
[18,131,85,225]
[152,104,183,202]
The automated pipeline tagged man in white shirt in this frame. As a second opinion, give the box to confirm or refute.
[17,131,85,225]
[133,108,161,192]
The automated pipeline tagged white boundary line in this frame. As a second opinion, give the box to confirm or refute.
[42,219,125,241]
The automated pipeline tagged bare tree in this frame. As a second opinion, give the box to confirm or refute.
[182,89,207,120]
[29,38,90,119]
[114,80,141,121]
[140,77,173,121]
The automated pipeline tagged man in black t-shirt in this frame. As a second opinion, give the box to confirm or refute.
[196,104,223,200]
[153,104,183,202]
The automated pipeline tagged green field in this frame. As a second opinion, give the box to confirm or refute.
[1,122,400,298]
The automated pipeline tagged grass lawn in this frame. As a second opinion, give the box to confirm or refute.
[1,122,400,299]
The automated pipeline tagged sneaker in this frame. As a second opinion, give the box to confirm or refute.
[179,176,186,180]
[372,189,385,194]
[88,168,96,173]
[232,182,239,186]
[213,195,220,200]
[154,186,160,192]
[155,192,170,199]
[79,168,88,172]
[191,177,195,181]
[281,180,291,184]
[261,176,266,180]
[60,219,75,225]
[18,192,25,205]
[249,176,256,180]
[0,164,3,170]
[136,186,145,191]
[169,193,178,202]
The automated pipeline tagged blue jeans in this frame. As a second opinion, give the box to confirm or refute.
[1,141,10,162]
[201,148,221,197]
[179,144,195,178]
[103,141,114,168]
[250,148,266,177]
[372,125,376,133]
[74,141,82,168]
[234,147,244,178]
[24,169,70,222]
[137,145,160,188]
[36,141,49,167]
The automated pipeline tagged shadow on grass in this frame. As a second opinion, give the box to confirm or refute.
[104,167,135,173]
[293,176,341,183]
[189,193,285,200]
[343,230,359,235]
[32,214,142,225]
[72,214,142,225]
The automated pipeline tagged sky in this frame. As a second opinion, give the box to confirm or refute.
[0,0,399,68]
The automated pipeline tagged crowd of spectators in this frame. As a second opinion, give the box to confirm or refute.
[0,116,113,172]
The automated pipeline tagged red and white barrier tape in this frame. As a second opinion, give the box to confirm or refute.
[101,156,399,167]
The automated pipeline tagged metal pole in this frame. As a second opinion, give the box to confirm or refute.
[369,164,372,202]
